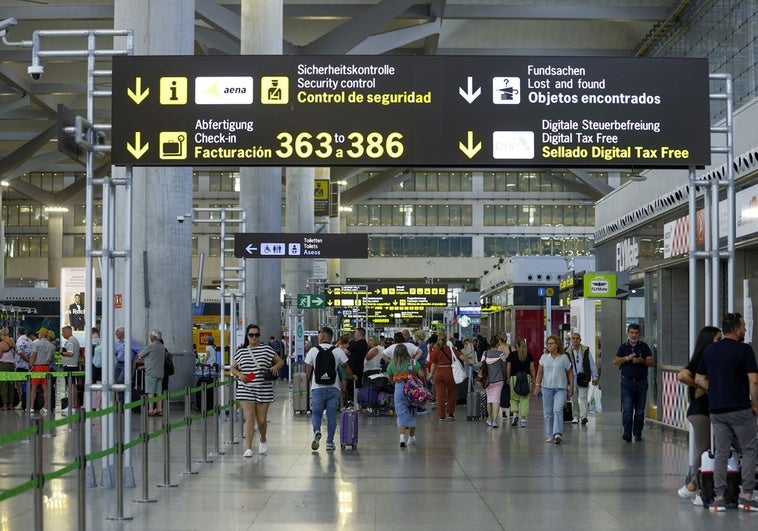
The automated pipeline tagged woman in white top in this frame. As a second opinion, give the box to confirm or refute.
[362,335,385,386]
[534,334,574,444]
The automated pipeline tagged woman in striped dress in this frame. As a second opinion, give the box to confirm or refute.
[231,323,284,457]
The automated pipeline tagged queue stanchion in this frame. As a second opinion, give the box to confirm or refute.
[227,377,238,445]
[181,386,197,476]
[77,408,87,531]
[134,394,156,504]
[106,398,132,521]
[43,372,53,439]
[24,374,32,443]
[32,416,44,531]
[199,380,212,463]
[213,380,224,456]
[156,392,177,488]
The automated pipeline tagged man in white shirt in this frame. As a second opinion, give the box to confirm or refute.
[61,326,82,411]
[305,326,356,451]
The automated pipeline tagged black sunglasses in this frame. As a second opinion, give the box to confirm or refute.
[248,332,261,338]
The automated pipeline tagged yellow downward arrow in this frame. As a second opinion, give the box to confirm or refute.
[458,130,482,159]
[127,77,149,104]
[127,132,149,159]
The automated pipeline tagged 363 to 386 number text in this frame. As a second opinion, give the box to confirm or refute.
[275,131,404,159]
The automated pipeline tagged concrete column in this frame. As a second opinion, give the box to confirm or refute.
[113,0,195,355]
[46,212,63,287]
[283,166,315,297]
[240,0,284,339]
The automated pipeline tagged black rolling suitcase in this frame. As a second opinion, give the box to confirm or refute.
[195,364,216,411]
[131,368,145,413]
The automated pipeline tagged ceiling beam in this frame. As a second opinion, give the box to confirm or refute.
[0,123,57,179]
[340,168,411,206]
[302,0,417,55]
[195,0,241,42]
[349,19,440,55]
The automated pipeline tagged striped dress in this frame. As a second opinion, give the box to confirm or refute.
[234,345,276,403]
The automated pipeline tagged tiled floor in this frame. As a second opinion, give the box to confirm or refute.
[0,381,755,530]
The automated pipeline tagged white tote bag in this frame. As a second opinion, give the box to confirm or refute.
[450,349,466,384]
[588,384,603,413]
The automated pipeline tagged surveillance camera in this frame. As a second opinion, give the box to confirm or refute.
[177,215,185,223]
[28,65,44,80]
[0,17,17,36]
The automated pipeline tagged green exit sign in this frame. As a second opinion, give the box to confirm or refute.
[298,294,326,309]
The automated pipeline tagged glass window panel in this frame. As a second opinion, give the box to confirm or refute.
[74,205,86,226]
[448,237,461,257]
[369,204,382,226]
[461,205,472,225]
[192,236,198,256]
[505,205,517,226]
[392,205,404,225]
[483,205,495,226]
[209,236,221,257]
[437,173,450,192]
[449,205,460,226]
[431,205,443,225]
[414,205,426,226]
[356,204,369,226]
[426,173,437,191]
[483,172,495,192]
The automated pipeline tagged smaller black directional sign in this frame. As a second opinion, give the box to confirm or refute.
[234,233,367,259]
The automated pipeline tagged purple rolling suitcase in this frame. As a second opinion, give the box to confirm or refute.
[340,382,359,449]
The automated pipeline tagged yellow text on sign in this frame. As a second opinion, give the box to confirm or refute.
[160,77,188,105]
[261,77,289,104]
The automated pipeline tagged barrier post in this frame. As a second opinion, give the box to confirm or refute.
[197,380,212,463]
[227,380,238,445]
[42,372,53,438]
[134,394,156,503]
[106,399,132,521]
[77,408,87,531]
[156,394,177,488]
[33,416,44,531]
[24,374,32,443]
[213,380,224,456]
[181,386,197,475]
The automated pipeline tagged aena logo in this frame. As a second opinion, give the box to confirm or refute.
[195,77,254,105]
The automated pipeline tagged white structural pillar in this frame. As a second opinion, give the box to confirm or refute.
[113,0,195,354]
[240,0,283,338]
[47,212,63,287]
[284,166,316,328]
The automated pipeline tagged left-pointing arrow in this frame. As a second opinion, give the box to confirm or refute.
[127,77,149,104]
[127,132,149,159]
[245,244,258,254]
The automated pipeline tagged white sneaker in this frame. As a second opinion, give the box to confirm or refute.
[61,409,69,416]
[40,408,48,416]
[408,436,416,446]
[571,417,579,424]
[399,434,406,447]
[258,442,268,454]
[486,419,493,427]
[546,436,554,443]
[692,495,703,507]
[520,419,527,428]
[311,431,321,451]
[243,448,254,458]
[677,484,696,499]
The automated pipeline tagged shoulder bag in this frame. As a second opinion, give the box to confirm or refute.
[448,347,466,384]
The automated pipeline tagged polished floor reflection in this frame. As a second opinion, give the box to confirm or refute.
[0,381,755,530]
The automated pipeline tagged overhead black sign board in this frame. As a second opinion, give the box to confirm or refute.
[112,55,710,168]
[234,233,367,259]
[326,283,447,326]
